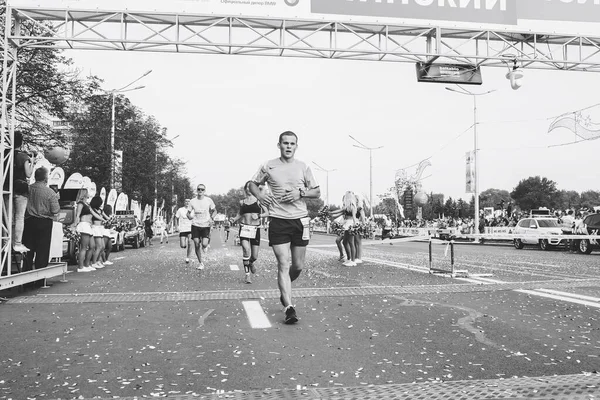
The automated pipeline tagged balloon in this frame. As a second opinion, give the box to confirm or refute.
[414,192,429,207]
[44,147,70,165]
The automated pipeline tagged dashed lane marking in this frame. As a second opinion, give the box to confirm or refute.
[229,264,239,271]
[242,300,271,329]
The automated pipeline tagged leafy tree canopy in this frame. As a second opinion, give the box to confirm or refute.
[510,176,558,211]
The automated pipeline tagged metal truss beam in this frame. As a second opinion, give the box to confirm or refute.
[1,5,18,278]
[7,7,600,72]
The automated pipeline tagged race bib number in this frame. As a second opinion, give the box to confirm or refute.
[240,225,258,239]
[301,217,311,241]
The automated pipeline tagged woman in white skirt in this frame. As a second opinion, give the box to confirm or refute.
[73,189,96,272]
[90,195,109,269]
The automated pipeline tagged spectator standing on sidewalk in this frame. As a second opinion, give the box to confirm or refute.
[3,131,34,253]
[144,215,154,246]
[22,167,60,270]
[248,131,320,324]
[102,204,115,266]
[175,199,193,263]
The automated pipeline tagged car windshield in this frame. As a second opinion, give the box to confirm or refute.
[537,219,559,228]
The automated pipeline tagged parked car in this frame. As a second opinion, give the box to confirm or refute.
[116,213,146,248]
[513,217,565,250]
[573,213,600,254]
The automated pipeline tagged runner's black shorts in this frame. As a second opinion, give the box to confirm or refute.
[268,217,308,247]
[191,226,211,240]
[239,225,261,247]
[179,231,191,238]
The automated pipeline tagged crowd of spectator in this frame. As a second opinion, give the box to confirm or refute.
[313,205,600,239]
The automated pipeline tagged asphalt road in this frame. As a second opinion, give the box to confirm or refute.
[1,229,599,400]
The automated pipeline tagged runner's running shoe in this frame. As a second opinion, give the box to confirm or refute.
[245,274,252,284]
[197,262,205,270]
[284,305,298,324]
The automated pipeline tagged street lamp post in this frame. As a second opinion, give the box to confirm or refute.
[445,86,496,237]
[349,135,383,218]
[312,162,336,206]
[109,69,152,190]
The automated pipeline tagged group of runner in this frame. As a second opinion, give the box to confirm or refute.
[172,131,320,324]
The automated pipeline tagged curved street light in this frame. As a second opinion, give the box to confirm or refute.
[445,85,496,236]
[349,135,383,218]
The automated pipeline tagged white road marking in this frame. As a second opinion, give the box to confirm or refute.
[198,309,214,327]
[535,289,600,303]
[516,290,600,309]
[242,300,271,329]
[457,275,600,309]
[112,257,125,260]
[229,264,239,271]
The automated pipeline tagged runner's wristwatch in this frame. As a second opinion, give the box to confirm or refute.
[299,188,305,198]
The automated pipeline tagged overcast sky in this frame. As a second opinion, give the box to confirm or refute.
[63,48,600,207]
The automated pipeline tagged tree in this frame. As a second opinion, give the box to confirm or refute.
[65,93,188,213]
[580,190,600,209]
[373,198,400,220]
[1,7,100,147]
[479,188,511,209]
[555,190,581,210]
[444,197,457,218]
[510,176,558,211]
[305,197,325,219]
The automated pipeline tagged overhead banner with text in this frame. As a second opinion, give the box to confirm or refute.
[9,0,600,34]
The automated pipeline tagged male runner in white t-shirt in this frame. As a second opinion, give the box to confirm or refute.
[248,131,320,324]
[175,199,193,263]
[187,184,217,270]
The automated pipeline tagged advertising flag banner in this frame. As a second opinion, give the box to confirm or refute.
[100,187,107,205]
[115,192,128,212]
[48,167,65,189]
[88,182,97,198]
[465,151,475,194]
[64,173,84,189]
[107,189,118,211]
[82,176,92,191]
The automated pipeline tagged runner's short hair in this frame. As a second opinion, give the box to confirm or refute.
[278,131,297,143]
